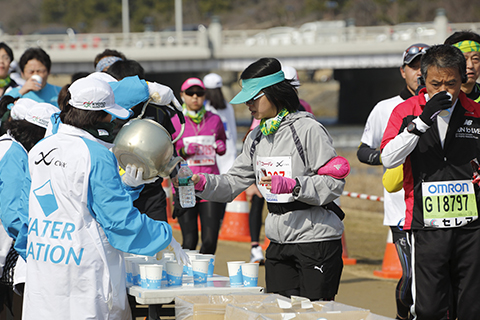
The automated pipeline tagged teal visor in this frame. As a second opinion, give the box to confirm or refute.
[230,70,285,104]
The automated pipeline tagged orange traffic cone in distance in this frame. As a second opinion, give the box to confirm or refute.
[373,229,402,279]
[218,191,251,242]
[342,233,357,265]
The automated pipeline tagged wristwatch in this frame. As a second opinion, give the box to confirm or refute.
[407,121,423,136]
[292,180,301,197]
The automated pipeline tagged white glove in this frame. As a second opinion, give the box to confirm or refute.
[147,82,182,111]
[169,237,190,266]
[122,164,158,188]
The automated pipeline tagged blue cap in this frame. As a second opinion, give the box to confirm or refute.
[230,70,285,104]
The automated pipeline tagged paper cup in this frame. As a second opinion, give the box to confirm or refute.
[185,252,200,276]
[192,259,209,286]
[227,261,245,287]
[145,264,163,289]
[197,254,215,277]
[139,264,149,289]
[31,74,42,84]
[163,252,175,261]
[241,263,259,287]
[166,261,183,287]
[124,259,133,287]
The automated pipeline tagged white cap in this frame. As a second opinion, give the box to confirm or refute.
[68,77,130,119]
[203,73,223,89]
[25,103,60,128]
[10,98,37,120]
[281,65,300,88]
[86,71,118,83]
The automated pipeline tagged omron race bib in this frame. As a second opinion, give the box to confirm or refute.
[422,180,478,228]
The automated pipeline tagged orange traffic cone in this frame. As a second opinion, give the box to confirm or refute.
[342,233,357,265]
[261,237,270,250]
[218,191,251,242]
[373,229,402,279]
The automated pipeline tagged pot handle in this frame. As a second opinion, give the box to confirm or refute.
[136,99,185,144]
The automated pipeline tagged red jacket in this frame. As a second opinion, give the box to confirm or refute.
[381,88,480,230]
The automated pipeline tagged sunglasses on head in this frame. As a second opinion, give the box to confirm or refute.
[185,88,205,97]
[245,92,265,106]
[403,44,429,64]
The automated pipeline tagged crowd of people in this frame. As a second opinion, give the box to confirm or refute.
[1,28,480,320]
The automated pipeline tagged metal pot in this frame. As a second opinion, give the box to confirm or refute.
[112,100,185,179]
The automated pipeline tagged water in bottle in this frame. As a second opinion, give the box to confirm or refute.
[178,162,196,208]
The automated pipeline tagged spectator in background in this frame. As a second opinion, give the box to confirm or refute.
[203,73,237,175]
[4,47,61,107]
[357,43,429,320]
[0,43,18,97]
[281,65,313,114]
[444,31,480,103]
[94,49,126,72]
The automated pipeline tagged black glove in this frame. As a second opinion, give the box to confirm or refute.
[419,91,452,126]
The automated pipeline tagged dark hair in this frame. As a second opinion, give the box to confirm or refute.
[0,42,14,61]
[71,72,89,83]
[94,49,126,68]
[0,95,17,119]
[106,59,145,80]
[5,120,46,151]
[205,88,227,110]
[444,31,480,45]
[19,47,52,72]
[240,57,299,113]
[421,45,467,82]
[57,84,70,111]
[60,103,109,128]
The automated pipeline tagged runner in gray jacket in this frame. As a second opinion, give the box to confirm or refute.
[190,57,347,301]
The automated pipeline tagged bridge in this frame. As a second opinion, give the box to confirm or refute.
[1,10,479,74]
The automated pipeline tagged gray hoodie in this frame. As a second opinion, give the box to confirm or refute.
[197,111,344,244]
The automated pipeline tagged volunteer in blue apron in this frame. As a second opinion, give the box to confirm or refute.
[18,77,187,320]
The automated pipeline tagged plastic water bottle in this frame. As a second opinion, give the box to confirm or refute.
[178,162,196,208]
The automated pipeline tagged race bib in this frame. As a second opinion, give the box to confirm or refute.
[183,135,215,166]
[422,180,478,228]
[256,156,293,203]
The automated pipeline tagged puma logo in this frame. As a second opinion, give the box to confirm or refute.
[314,265,324,273]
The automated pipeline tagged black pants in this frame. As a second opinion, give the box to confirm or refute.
[411,228,480,320]
[176,200,224,254]
[265,240,343,301]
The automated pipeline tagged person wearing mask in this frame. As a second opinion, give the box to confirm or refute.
[4,47,61,107]
[444,31,480,103]
[190,58,347,301]
[381,44,480,319]
[357,43,429,320]
[171,77,227,254]
[16,77,187,320]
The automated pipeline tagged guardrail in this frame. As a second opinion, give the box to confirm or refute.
[1,20,480,65]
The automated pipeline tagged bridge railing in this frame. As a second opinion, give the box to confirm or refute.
[2,21,480,64]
